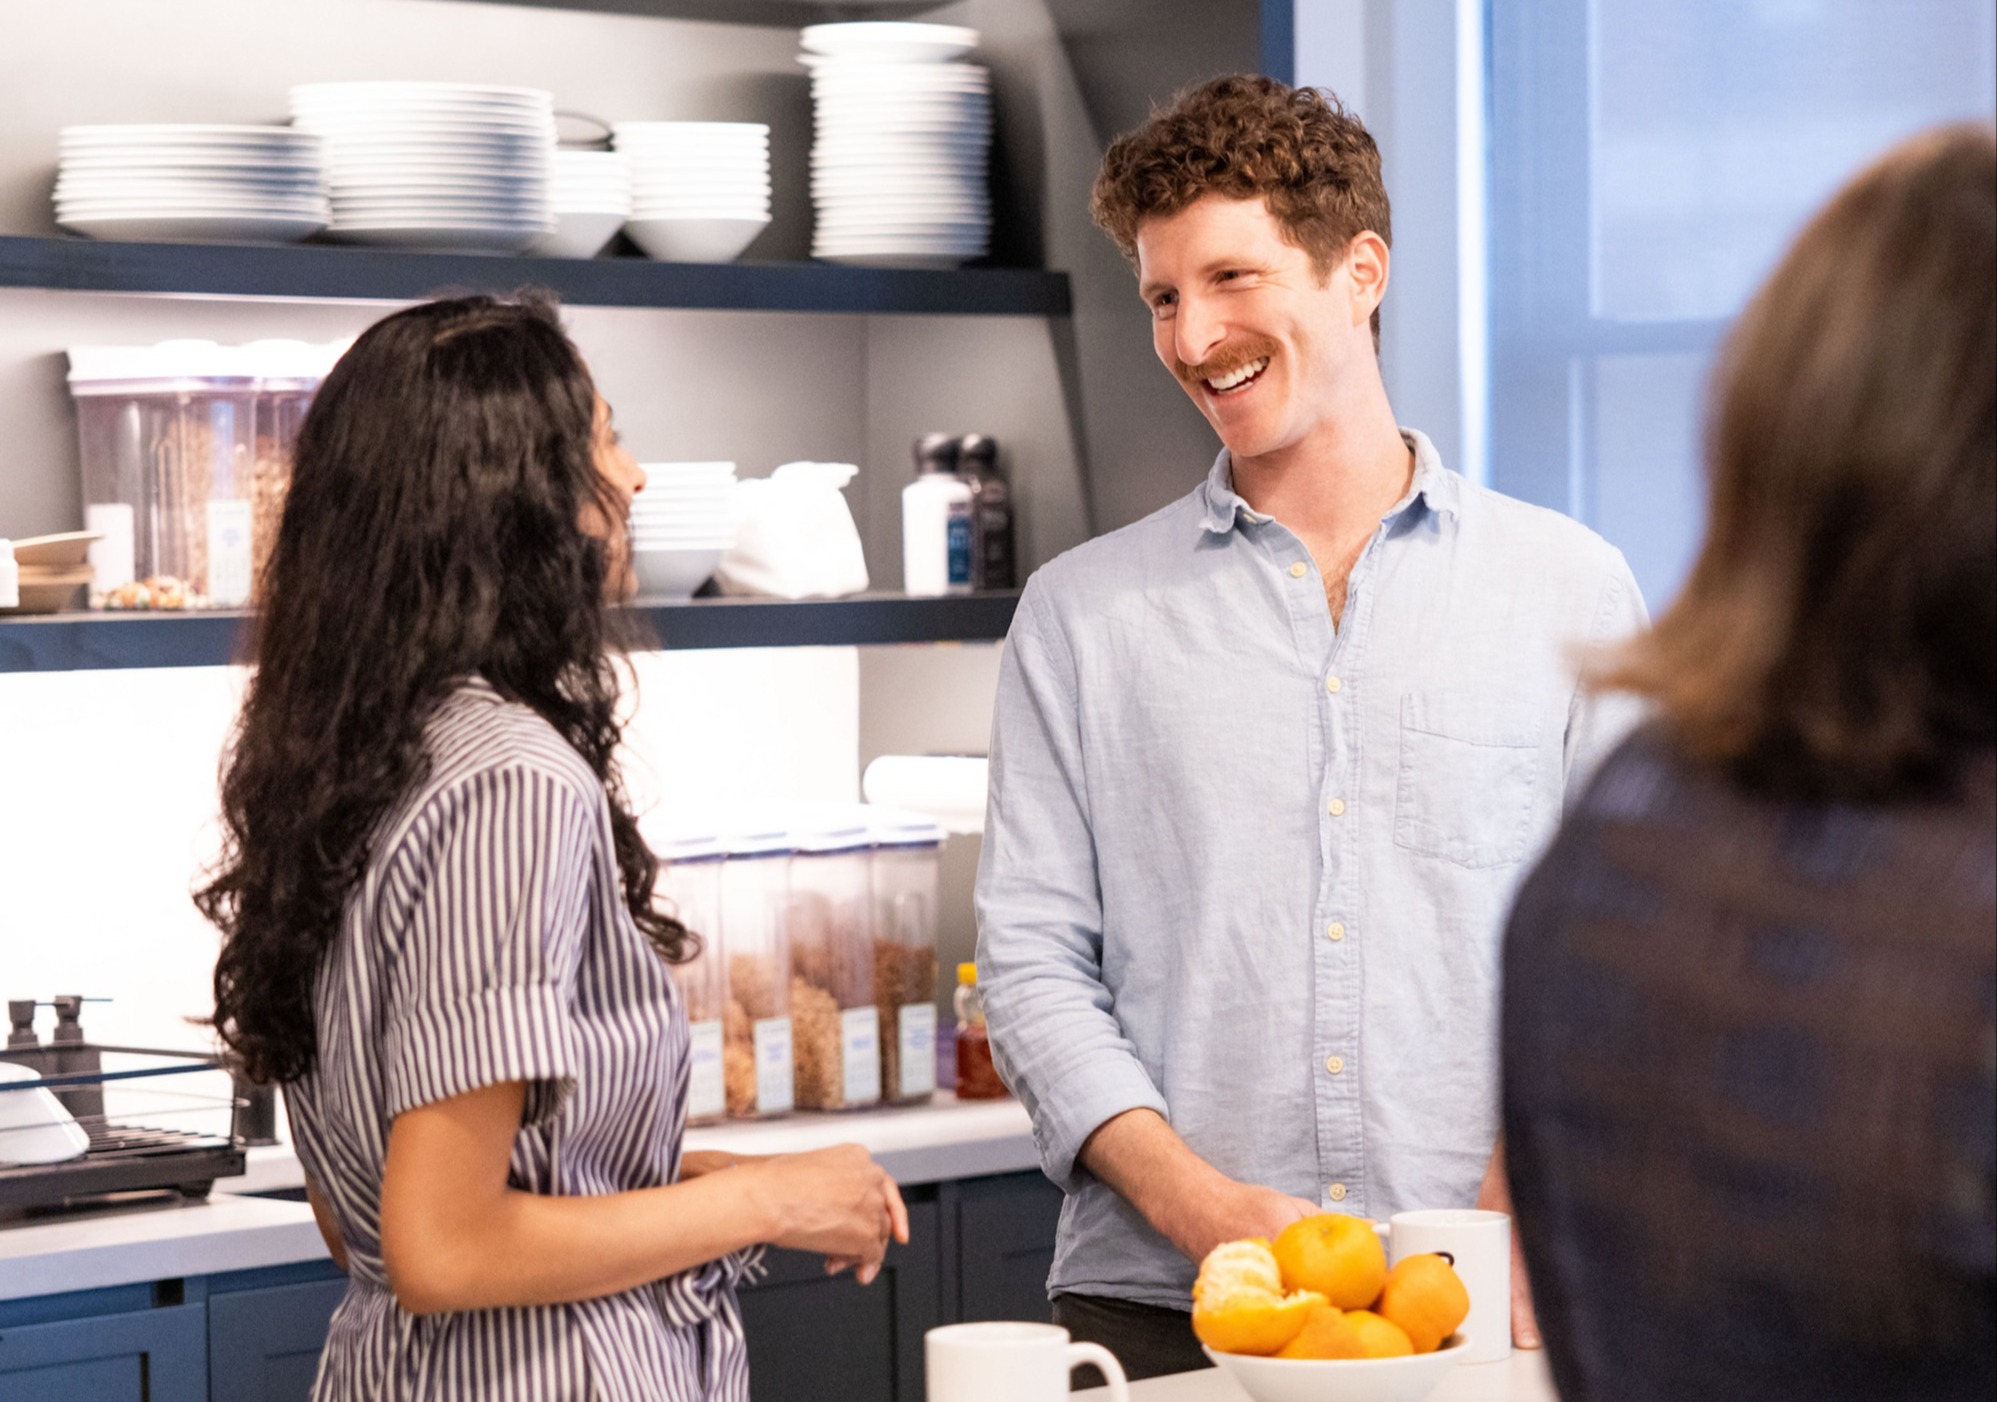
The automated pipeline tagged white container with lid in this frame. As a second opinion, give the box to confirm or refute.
[787,811,881,1111]
[0,540,17,611]
[869,809,946,1102]
[659,834,728,1125]
[718,828,794,1118]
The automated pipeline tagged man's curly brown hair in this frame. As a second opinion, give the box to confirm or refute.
[1092,75,1391,346]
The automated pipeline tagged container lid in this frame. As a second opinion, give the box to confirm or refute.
[867,807,946,849]
[67,337,347,389]
[792,818,872,856]
[722,828,794,858]
[913,431,959,476]
[660,834,726,864]
[957,962,978,985]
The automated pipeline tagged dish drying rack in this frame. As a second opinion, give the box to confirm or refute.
[1,996,250,1214]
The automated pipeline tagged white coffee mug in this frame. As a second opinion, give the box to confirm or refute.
[925,1321,1130,1402]
[1376,1208,1511,1364]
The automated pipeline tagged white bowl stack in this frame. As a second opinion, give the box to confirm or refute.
[532,149,631,258]
[54,125,330,244]
[614,122,771,264]
[802,22,992,268]
[290,81,555,253]
[629,462,738,599]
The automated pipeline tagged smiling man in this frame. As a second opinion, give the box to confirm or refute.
[974,76,1649,1378]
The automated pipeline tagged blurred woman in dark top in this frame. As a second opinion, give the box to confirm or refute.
[1501,124,1995,1402]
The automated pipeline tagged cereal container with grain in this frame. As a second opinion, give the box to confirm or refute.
[786,812,881,1111]
[67,339,342,609]
[659,834,727,1126]
[719,828,794,1119]
[869,809,944,1103]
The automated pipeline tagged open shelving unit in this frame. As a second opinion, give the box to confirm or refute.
[0,592,1020,672]
[0,236,1072,317]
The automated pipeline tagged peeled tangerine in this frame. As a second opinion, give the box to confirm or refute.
[1271,1213,1389,1310]
[1375,1252,1471,1354]
[1191,1239,1329,1356]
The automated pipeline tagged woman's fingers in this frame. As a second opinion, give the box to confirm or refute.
[883,1176,911,1245]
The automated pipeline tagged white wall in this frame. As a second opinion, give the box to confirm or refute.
[0,649,859,1054]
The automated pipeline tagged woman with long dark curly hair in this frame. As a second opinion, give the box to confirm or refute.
[198,295,905,1401]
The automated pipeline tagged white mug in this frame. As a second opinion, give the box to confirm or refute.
[925,1321,1130,1402]
[1376,1208,1511,1364]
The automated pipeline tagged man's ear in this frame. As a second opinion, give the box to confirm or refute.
[1344,231,1390,326]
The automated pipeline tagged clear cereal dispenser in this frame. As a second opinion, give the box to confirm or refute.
[719,828,794,1119]
[869,810,944,1103]
[786,811,880,1112]
[659,834,727,1126]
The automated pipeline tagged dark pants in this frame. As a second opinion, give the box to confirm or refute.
[1052,1291,1215,1384]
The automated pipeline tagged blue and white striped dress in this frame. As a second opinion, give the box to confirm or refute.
[285,678,759,1401]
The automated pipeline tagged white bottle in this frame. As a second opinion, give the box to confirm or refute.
[902,433,974,597]
[0,539,17,610]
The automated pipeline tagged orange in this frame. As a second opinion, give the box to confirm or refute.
[1271,1213,1389,1309]
[1375,1252,1471,1354]
[1273,1300,1346,1359]
[1319,1309,1416,1360]
[1191,1238,1327,1356]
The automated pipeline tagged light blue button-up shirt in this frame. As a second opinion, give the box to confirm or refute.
[976,430,1649,1308]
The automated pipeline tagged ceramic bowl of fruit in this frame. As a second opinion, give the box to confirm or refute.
[1191,1215,1472,1402]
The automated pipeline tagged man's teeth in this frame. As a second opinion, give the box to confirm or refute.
[1205,357,1269,391]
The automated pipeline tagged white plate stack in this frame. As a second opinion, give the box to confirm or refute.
[802,22,991,268]
[629,462,738,598]
[54,125,330,244]
[614,122,771,264]
[532,149,631,258]
[290,81,555,253]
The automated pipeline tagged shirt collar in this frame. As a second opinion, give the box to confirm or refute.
[1198,427,1462,537]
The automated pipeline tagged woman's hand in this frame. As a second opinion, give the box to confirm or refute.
[746,1144,911,1283]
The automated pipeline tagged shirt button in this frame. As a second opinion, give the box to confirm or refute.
[1328,798,1347,817]
[1325,1056,1344,1075]
[1328,1183,1348,1203]
[1289,561,1307,579]
[1327,922,1345,941]
[1325,675,1343,694]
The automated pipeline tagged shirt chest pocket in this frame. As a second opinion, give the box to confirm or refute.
[1393,691,1546,869]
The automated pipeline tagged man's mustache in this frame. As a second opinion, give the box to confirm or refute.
[1175,335,1280,385]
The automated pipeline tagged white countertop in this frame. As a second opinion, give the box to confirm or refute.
[236,1092,1037,1195]
[4,1094,1037,1301]
[1076,1349,1559,1401]
[0,1191,327,1302]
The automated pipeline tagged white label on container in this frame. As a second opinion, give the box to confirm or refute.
[686,1019,725,1120]
[898,1003,937,1098]
[754,1017,794,1114]
[85,502,136,594]
[206,498,255,606]
[841,1006,882,1107]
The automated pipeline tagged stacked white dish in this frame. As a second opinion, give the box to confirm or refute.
[629,461,738,598]
[290,81,555,253]
[802,22,991,268]
[533,149,631,258]
[614,123,770,264]
[54,124,330,244]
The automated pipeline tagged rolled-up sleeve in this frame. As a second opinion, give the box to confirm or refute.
[976,581,1169,1192]
[1564,551,1652,804]
[382,763,592,1129]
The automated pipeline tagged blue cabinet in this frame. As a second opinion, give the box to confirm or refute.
[0,1300,208,1402]
[208,1265,347,1402]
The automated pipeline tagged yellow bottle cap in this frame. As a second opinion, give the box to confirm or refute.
[957,962,979,985]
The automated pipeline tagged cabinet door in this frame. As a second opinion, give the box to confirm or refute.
[0,1302,207,1402]
[950,1171,1064,1324]
[207,1275,346,1402]
[739,1194,939,1401]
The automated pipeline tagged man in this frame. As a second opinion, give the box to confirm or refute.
[975,75,1648,1380]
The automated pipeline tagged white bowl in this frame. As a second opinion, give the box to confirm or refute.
[529,210,627,258]
[1203,1335,1471,1402]
[625,216,768,263]
[0,1062,92,1166]
[632,546,726,599]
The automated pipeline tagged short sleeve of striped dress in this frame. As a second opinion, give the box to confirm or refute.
[286,680,757,1402]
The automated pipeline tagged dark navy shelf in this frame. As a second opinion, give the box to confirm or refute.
[0,593,1020,672]
[0,236,1071,316]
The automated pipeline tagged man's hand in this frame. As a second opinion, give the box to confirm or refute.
[1476,1141,1541,1349]
[1078,1108,1321,1266]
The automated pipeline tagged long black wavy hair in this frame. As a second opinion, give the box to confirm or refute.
[198,294,690,1086]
